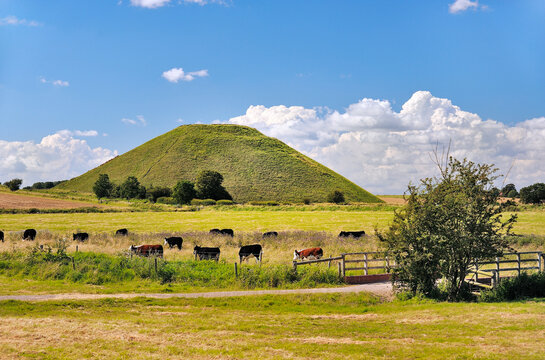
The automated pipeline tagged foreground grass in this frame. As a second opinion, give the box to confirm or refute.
[0,294,544,359]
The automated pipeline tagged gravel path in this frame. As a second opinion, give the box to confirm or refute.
[0,282,392,302]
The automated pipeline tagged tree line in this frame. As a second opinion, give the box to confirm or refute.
[92,170,232,204]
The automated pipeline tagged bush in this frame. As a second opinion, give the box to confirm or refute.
[303,198,311,205]
[195,170,232,200]
[93,174,114,199]
[481,272,545,302]
[248,201,279,206]
[217,199,235,205]
[156,196,176,205]
[120,176,146,199]
[173,180,197,205]
[328,190,345,204]
[191,199,217,206]
[146,187,172,203]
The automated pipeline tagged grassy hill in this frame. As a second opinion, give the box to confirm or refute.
[57,124,382,203]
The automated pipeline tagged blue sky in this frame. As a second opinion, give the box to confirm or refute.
[1,0,544,193]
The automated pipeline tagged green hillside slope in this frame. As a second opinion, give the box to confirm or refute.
[57,125,382,203]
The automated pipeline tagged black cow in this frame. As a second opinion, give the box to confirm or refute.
[239,244,263,263]
[23,229,37,241]
[73,232,89,242]
[338,230,366,238]
[0,231,4,243]
[194,246,220,261]
[209,228,234,237]
[263,231,278,238]
[164,236,183,250]
[116,228,129,236]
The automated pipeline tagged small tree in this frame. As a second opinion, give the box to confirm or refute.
[195,170,232,200]
[501,183,518,198]
[328,190,345,204]
[377,157,517,300]
[173,180,197,205]
[519,183,545,204]
[3,178,23,191]
[93,174,114,199]
[120,176,146,199]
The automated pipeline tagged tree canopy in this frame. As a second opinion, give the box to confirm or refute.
[377,157,517,300]
[195,170,232,200]
[3,179,23,191]
[93,174,113,199]
[173,180,197,205]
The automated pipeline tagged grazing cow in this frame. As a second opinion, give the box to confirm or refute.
[293,247,323,261]
[129,244,163,258]
[239,244,263,263]
[338,230,366,238]
[0,230,4,243]
[23,229,37,241]
[164,236,183,250]
[263,231,278,238]
[209,228,234,237]
[73,232,89,242]
[116,228,129,236]
[193,246,220,261]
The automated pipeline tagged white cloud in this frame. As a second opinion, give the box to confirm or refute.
[40,77,69,87]
[0,130,117,186]
[130,0,171,8]
[162,68,209,83]
[0,15,41,27]
[449,0,482,14]
[229,91,545,194]
[121,115,147,126]
[73,130,98,137]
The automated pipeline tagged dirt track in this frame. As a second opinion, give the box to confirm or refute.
[0,282,393,302]
[0,192,98,209]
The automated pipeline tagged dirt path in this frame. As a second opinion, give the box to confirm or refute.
[0,282,392,302]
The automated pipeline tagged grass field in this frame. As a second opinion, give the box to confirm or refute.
[0,209,543,235]
[0,294,544,359]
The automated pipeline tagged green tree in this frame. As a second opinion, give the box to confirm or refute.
[146,186,172,203]
[3,178,23,191]
[173,180,197,204]
[93,174,114,199]
[377,157,517,300]
[120,176,146,199]
[501,183,518,198]
[327,190,345,204]
[519,183,545,204]
[195,170,232,200]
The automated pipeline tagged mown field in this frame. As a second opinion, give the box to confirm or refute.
[1,294,545,359]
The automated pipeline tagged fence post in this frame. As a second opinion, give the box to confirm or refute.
[293,261,297,273]
[491,270,497,288]
[72,257,75,270]
[76,245,78,252]
[154,257,158,273]
[538,252,542,273]
[474,259,479,282]
[234,262,238,278]
[364,253,368,276]
[517,253,521,276]
[385,255,390,273]
[495,256,500,284]
[328,257,332,268]
[338,261,342,279]
[342,254,346,277]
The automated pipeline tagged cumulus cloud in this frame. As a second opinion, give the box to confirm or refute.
[229,91,545,194]
[121,115,147,126]
[162,68,209,83]
[0,15,41,27]
[40,77,69,87]
[449,0,483,14]
[0,130,117,186]
[129,0,226,8]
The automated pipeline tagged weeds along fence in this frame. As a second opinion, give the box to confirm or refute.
[292,252,395,283]
[466,251,545,291]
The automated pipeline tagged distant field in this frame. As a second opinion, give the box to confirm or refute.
[1,294,544,359]
[0,209,543,235]
[0,192,101,210]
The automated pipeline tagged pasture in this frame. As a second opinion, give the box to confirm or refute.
[1,294,545,359]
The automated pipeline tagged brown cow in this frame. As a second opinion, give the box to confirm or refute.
[129,244,163,258]
[293,247,323,261]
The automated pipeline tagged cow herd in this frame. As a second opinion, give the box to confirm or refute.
[0,227,367,263]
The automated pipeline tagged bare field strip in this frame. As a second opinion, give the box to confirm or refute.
[0,192,100,210]
[0,295,544,359]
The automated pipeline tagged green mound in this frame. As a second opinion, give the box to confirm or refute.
[57,125,382,203]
